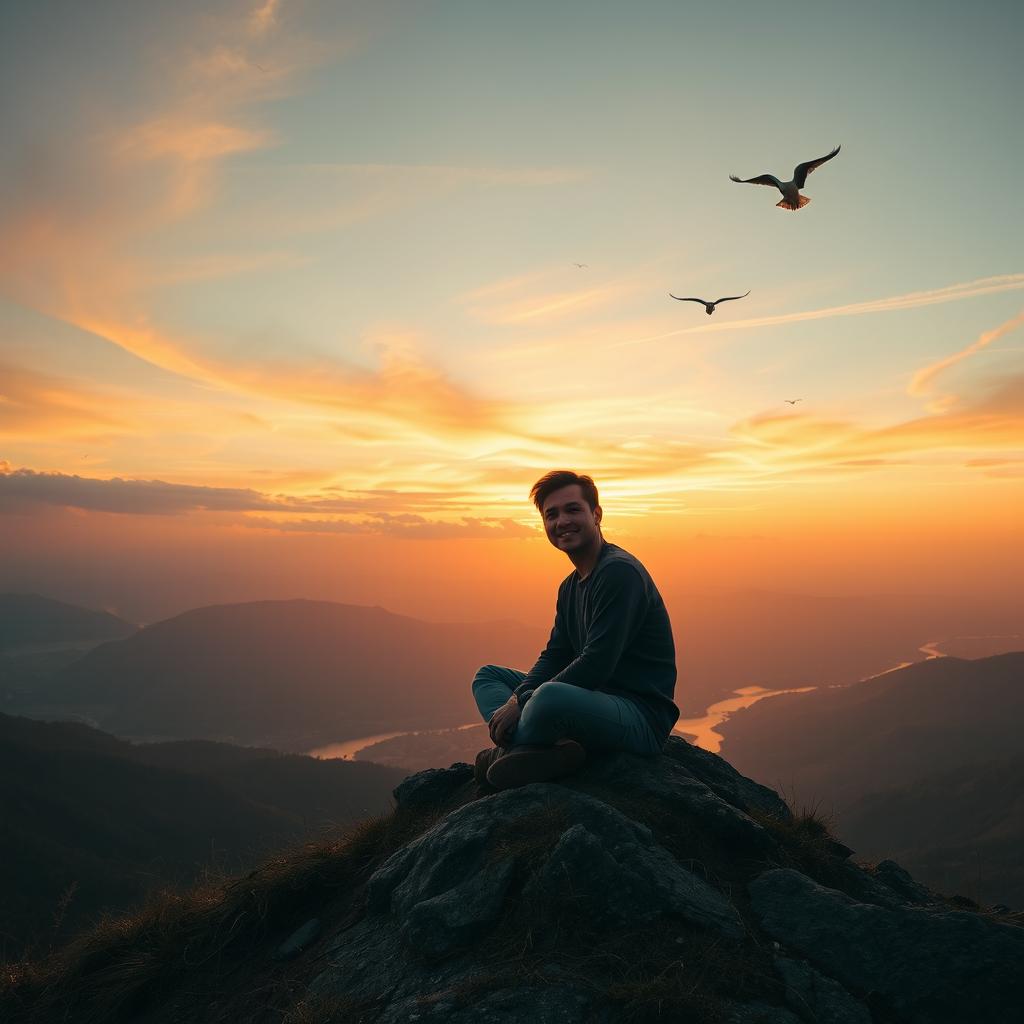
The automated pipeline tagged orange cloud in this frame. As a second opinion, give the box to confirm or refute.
[249,0,281,36]
[61,313,531,445]
[729,377,1024,478]
[0,363,132,438]
[122,118,269,165]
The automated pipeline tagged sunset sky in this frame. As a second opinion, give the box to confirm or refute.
[2,0,1022,625]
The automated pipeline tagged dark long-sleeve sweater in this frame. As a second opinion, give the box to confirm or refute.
[513,542,679,741]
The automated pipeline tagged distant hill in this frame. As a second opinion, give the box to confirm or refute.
[44,599,543,749]
[0,594,135,652]
[665,588,1023,715]
[839,754,1024,907]
[720,651,1024,904]
[0,713,408,960]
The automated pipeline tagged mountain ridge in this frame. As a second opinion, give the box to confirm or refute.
[719,650,1024,904]
[40,598,544,749]
[0,594,136,652]
[0,712,408,960]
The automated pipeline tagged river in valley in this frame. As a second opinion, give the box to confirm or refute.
[306,635,1021,762]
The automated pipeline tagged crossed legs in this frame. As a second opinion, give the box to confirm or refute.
[471,664,664,760]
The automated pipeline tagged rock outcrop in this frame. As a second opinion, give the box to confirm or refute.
[295,737,1022,1023]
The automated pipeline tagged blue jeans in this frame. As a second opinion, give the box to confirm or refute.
[471,664,664,756]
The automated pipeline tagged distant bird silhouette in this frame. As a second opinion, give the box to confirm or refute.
[573,262,588,269]
[784,399,803,405]
[669,290,750,315]
[730,146,840,210]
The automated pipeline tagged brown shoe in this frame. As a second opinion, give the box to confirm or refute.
[485,739,586,790]
[474,746,506,786]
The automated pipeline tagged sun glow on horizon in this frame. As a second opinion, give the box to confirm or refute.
[2,0,1023,622]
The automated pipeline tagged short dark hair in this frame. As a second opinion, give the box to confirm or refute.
[530,470,599,512]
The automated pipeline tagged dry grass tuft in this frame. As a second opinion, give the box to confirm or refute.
[750,800,857,893]
[281,992,380,1024]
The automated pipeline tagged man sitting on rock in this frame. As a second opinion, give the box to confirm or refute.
[472,470,679,790]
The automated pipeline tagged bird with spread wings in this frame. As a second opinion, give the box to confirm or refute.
[669,290,750,315]
[730,146,840,210]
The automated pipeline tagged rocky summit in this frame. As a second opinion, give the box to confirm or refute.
[293,738,1022,1024]
[5,738,1022,1024]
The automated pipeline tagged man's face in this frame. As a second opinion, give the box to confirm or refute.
[541,484,602,555]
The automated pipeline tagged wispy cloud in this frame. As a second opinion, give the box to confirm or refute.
[60,318,534,444]
[117,117,272,218]
[249,0,282,36]
[613,274,1024,349]
[908,309,1024,408]
[0,363,131,438]
[0,3,305,323]
[729,372,1024,478]
[461,256,670,328]
[465,282,634,326]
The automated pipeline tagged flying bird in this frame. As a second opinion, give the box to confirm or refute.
[573,262,588,268]
[784,399,803,405]
[730,146,841,210]
[669,290,750,315]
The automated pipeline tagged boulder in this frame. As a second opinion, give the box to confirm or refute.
[870,858,933,904]
[523,820,744,938]
[750,868,1024,1023]
[579,749,778,855]
[393,763,474,809]
[773,955,872,1023]
[370,784,743,954]
[661,736,793,821]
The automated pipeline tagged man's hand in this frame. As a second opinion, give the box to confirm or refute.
[488,696,521,746]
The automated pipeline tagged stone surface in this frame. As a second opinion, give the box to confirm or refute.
[273,917,321,961]
[871,858,932,904]
[392,763,474,809]
[726,1002,803,1024]
[524,821,744,939]
[661,736,793,821]
[580,749,779,855]
[371,784,743,950]
[773,956,872,1024]
[750,868,1024,1024]
[376,984,604,1024]
[402,858,516,959]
